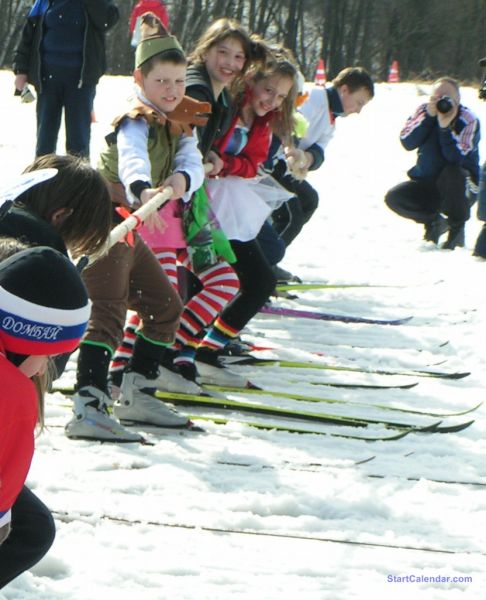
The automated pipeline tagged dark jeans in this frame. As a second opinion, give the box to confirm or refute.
[385,165,472,224]
[0,487,55,589]
[256,220,286,266]
[271,174,319,246]
[219,239,276,332]
[36,73,96,158]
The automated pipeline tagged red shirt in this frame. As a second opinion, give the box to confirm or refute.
[214,89,275,179]
[129,1,169,33]
[0,349,38,517]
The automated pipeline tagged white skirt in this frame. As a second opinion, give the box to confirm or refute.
[206,174,293,242]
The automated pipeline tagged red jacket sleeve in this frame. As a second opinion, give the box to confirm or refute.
[0,357,38,516]
[217,117,272,178]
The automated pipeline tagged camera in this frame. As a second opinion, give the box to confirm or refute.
[436,96,453,114]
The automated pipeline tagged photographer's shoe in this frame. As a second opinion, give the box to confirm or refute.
[473,224,486,258]
[423,215,447,244]
[442,221,465,250]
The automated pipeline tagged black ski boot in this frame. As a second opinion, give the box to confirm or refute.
[473,223,486,258]
[442,220,465,250]
[423,214,447,244]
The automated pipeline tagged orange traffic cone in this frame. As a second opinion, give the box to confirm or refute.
[388,60,400,83]
[314,58,326,86]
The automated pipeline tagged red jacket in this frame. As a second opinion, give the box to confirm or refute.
[0,347,38,520]
[214,89,275,179]
[129,1,169,32]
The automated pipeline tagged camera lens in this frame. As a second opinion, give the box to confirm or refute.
[436,96,453,114]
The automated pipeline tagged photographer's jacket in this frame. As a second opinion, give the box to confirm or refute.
[400,104,480,183]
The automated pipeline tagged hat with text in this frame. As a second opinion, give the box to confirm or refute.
[0,246,90,355]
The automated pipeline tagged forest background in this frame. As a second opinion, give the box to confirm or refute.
[0,0,484,85]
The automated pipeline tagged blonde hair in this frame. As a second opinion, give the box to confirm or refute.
[234,41,299,145]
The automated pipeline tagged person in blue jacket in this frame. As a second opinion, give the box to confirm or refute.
[12,0,119,158]
[473,164,486,257]
[385,77,480,250]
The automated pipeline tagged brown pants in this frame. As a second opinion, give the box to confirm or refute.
[82,233,182,351]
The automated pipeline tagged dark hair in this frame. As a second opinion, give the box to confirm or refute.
[332,67,374,97]
[0,235,29,259]
[18,154,112,258]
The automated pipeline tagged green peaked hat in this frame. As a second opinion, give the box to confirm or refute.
[135,35,184,68]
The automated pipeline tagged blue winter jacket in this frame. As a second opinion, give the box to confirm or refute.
[12,0,119,91]
[400,104,480,183]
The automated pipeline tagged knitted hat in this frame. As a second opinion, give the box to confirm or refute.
[135,12,184,68]
[0,247,90,355]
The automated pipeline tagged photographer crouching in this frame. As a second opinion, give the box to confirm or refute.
[385,77,480,250]
[472,58,486,258]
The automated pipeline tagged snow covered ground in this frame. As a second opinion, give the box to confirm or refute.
[1,70,486,599]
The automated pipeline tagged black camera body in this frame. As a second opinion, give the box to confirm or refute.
[436,95,453,114]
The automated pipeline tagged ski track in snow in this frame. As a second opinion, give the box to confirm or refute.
[1,72,486,599]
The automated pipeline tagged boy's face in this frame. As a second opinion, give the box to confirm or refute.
[204,37,247,89]
[136,62,186,113]
[339,85,372,116]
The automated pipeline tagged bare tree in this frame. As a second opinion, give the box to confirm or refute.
[3,0,485,84]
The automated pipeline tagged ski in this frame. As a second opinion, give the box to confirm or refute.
[215,459,486,487]
[217,455,378,469]
[275,283,397,291]
[223,356,470,380]
[306,380,419,390]
[260,304,413,325]
[204,385,482,419]
[185,415,414,440]
[154,390,474,434]
[366,474,486,487]
[48,397,415,441]
[51,510,482,556]
[50,386,474,435]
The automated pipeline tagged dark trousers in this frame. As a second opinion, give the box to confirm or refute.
[36,74,96,158]
[219,239,276,332]
[385,165,471,224]
[476,162,486,221]
[271,174,319,246]
[0,487,55,589]
[256,220,286,266]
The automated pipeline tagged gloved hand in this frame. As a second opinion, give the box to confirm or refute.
[285,147,311,181]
